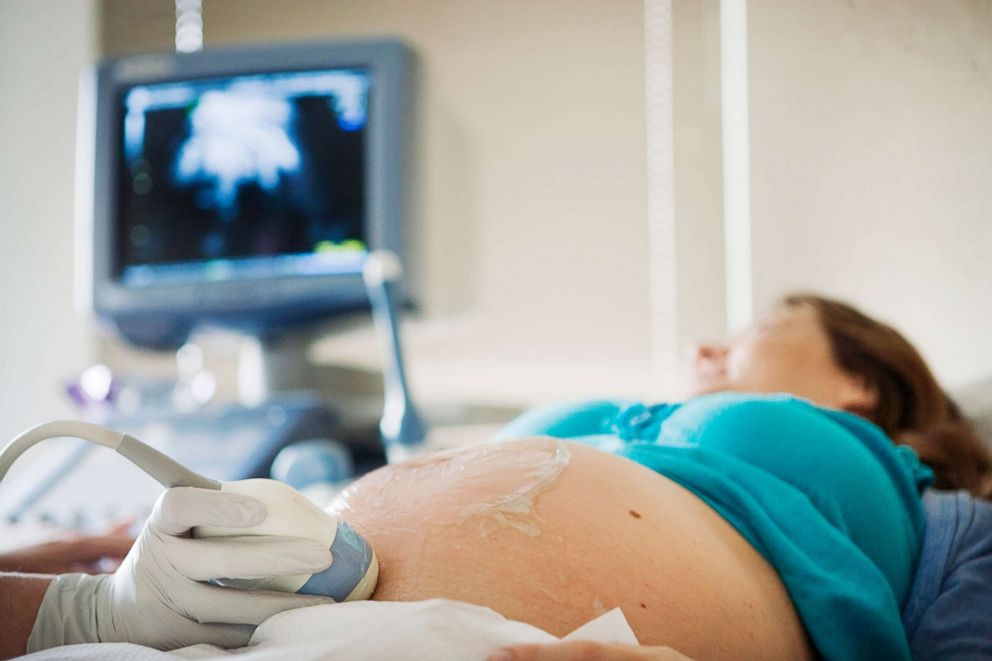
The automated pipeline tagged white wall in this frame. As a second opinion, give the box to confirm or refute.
[746,0,992,389]
[0,1,98,440]
[5,0,986,426]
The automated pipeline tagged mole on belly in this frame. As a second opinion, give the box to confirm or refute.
[629,509,642,519]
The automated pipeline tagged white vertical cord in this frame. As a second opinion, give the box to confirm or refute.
[644,0,679,399]
[74,68,96,315]
[720,0,753,332]
[175,0,204,53]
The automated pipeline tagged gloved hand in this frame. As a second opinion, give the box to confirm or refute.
[27,487,334,652]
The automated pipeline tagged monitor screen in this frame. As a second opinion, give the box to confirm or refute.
[119,68,370,288]
[82,39,412,349]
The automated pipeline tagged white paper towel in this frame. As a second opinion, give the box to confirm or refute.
[22,599,639,661]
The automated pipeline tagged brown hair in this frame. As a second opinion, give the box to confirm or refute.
[782,293,992,500]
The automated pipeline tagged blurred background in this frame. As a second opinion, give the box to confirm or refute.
[2,0,990,448]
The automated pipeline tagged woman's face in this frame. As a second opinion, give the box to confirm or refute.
[686,303,876,412]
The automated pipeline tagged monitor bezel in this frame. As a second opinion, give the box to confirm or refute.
[81,38,413,348]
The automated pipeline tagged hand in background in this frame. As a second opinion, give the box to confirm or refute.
[490,641,695,661]
[0,522,134,574]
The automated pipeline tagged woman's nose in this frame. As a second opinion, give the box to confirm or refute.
[693,343,726,361]
[691,343,728,374]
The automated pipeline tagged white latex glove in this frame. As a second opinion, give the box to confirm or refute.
[27,486,334,652]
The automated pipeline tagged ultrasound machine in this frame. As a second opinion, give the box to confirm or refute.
[0,38,424,530]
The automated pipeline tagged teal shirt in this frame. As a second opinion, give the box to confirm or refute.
[495,393,933,660]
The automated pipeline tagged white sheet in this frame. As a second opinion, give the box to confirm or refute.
[21,598,639,660]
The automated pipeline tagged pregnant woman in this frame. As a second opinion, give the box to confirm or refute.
[328,294,990,660]
[7,294,989,660]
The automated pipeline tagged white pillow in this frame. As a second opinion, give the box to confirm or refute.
[953,378,992,449]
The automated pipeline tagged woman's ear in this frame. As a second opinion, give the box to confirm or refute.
[838,374,878,417]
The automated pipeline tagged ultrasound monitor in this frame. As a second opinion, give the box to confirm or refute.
[79,39,413,350]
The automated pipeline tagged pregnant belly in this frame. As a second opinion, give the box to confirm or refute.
[328,438,812,660]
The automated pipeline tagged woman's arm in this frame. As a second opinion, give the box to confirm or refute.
[0,527,134,574]
[0,574,51,659]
